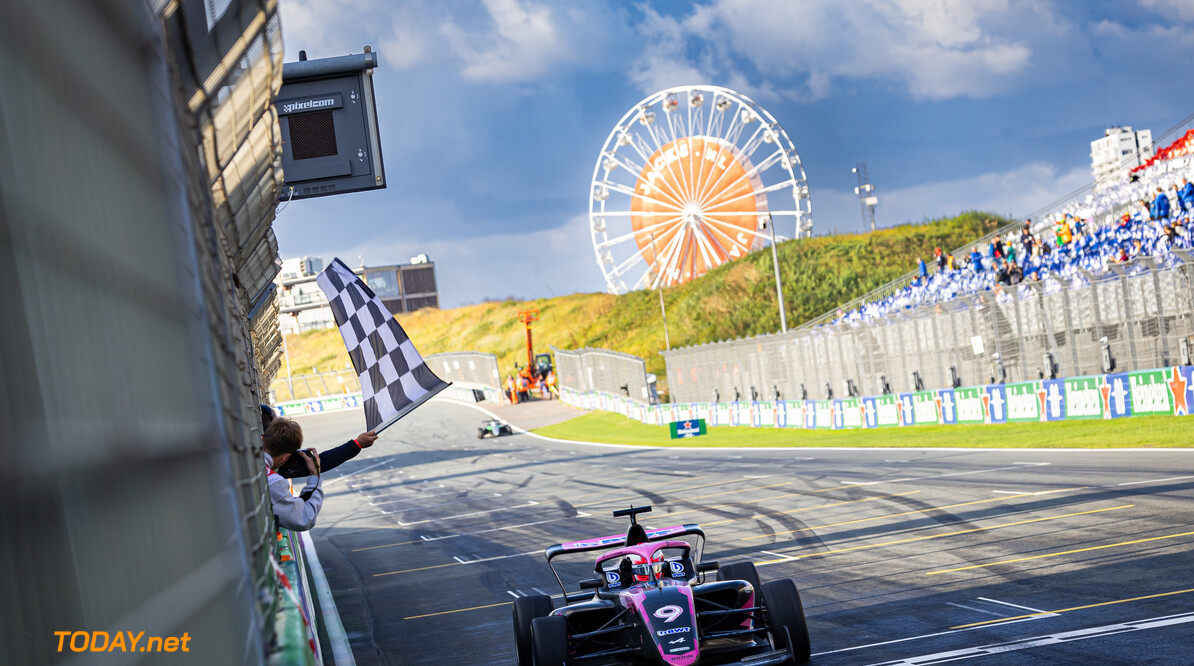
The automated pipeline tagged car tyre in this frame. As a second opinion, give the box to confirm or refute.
[718,561,766,608]
[761,579,811,663]
[531,615,569,665]
[501,425,513,435]
[513,595,553,666]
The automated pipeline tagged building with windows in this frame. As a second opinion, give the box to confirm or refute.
[276,255,439,334]
[1091,126,1153,191]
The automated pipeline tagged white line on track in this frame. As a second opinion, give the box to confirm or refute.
[411,513,593,543]
[323,459,392,485]
[991,489,1070,496]
[946,602,1006,617]
[862,612,1194,665]
[299,532,355,666]
[759,550,797,563]
[395,501,539,526]
[811,617,1042,657]
[976,597,1054,615]
[1118,475,1194,486]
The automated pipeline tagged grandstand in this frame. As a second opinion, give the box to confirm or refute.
[831,147,1193,327]
[661,118,1194,405]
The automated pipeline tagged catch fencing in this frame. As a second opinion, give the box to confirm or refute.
[0,0,292,663]
[271,368,361,402]
[553,346,655,404]
[425,352,502,389]
[664,253,1194,404]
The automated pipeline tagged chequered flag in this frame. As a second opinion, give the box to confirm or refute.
[316,258,449,432]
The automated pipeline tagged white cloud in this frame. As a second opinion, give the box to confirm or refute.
[1139,0,1194,21]
[813,162,1091,234]
[444,0,562,82]
[635,0,1050,101]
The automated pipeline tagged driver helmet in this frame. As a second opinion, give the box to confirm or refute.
[627,550,666,582]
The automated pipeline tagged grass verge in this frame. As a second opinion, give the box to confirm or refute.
[532,410,1194,448]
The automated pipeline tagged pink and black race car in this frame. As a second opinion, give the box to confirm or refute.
[513,506,810,665]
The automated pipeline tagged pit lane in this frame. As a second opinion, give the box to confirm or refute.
[296,400,1194,665]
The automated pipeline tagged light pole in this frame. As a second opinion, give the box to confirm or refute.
[282,330,294,398]
[767,214,787,332]
[853,162,878,232]
[648,232,671,349]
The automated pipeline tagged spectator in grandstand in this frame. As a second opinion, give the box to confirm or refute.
[1152,187,1171,220]
[995,259,1011,286]
[918,256,927,278]
[260,405,377,477]
[968,246,983,272]
[1020,224,1035,260]
[1055,218,1072,247]
[1180,178,1194,211]
[934,247,946,272]
[263,417,322,531]
[1008,261,1023,285]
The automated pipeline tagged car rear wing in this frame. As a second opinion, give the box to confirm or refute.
[545,524,706,562]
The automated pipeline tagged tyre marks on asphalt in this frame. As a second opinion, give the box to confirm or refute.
[754,504,1134,566]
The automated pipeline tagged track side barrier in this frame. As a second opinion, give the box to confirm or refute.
[560,365,1193,429]
[268,529,319,666]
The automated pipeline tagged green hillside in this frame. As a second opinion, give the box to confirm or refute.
[277,211,1007,395]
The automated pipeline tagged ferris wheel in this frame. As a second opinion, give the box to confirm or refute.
[589,85,812,294]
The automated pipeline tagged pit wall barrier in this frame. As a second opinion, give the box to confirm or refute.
[559,365,1193,428]
[269,529,318,666]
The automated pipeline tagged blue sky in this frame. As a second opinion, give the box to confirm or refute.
[275,0,1194,307]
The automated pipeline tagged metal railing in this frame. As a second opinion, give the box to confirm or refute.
[271,368,361,402]
[665,252,1194,404]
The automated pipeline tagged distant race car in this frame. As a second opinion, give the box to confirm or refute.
[513,505,810,665]
[478,419,514,439]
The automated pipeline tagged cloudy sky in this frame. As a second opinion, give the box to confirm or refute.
[274,0,1194,307]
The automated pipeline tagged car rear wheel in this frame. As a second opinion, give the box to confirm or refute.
[531,615,570,665]
[718,561,766,608]
[761,579,810,663]
[513,595,553,666]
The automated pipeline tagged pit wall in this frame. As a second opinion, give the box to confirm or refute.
[560,366,1194,429]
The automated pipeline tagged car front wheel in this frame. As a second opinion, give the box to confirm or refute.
[761,579,810,663]
[513,595,553,666]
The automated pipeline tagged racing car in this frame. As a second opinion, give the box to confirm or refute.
[478,419,514,439]
[513,505,810,665]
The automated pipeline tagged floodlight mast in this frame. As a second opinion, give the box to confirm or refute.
[853,162,878,232]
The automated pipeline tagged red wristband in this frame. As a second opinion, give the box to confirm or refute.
[353,439,361,449]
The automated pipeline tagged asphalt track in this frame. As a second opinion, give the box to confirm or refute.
[296,399,1194,665]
